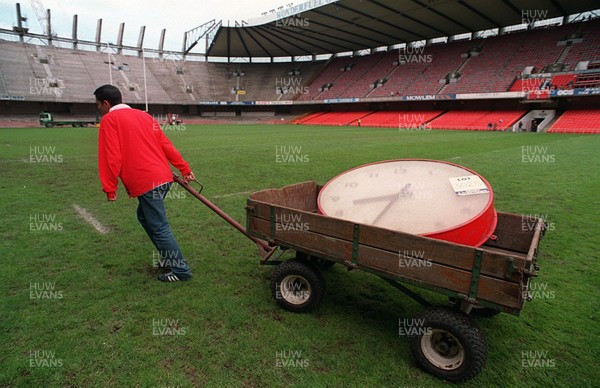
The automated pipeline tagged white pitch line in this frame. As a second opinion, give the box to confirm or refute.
[212,190,254,199]
[73,204,110,234]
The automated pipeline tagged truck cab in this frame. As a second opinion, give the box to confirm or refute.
[39,111,54,127]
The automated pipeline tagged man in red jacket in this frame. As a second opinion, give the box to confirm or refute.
[95,84,194,282]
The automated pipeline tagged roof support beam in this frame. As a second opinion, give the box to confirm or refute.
[242,28,274,58]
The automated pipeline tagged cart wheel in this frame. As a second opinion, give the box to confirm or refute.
[271,259,325,313]
[296,251,335,270]
[408,306,487,382]
[45,123,53,128]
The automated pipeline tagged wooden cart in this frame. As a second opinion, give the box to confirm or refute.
[174,176,546,382]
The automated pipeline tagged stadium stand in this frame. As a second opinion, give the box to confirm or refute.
[573,73,600,88]
[296,56,357,101]
[428,110,526,131]
[403,40,474,96]
[0,11,599,135]
[349,110,443,128]
[561,18,600,71]
[444,25,576,94]
[548,110,600,134]
[348,50,398,98]
[0,40,322,103]
[299,111,372,126]
[318,52,386,100]
[549,74,577,89]
[509,78,545,92]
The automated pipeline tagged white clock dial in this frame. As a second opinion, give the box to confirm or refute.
[317,159,496,245]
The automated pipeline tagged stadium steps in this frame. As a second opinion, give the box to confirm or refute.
[438,55,471,94]
[298,56,355,101]
[331,51,395,98]
[556,44,572,65]
[365,63,401,98]
[350,110,443,128]
[295,111,328,124]
[455,55,471,75]
[318,56,367,99]
[299,111,372,126]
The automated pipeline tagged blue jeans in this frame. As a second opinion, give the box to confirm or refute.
[137,183,192,278]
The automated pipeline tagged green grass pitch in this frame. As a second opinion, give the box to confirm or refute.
[1,124,598,386]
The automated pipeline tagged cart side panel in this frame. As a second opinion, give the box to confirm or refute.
[248,203,524,310]
[358,222,527,283]
[357,246,523,309]
[250,181,318,212]
[483,212,539,253]
[249,201,528,282]
[249,217,352,261]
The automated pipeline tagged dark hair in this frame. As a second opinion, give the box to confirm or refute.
[94,84,122,106]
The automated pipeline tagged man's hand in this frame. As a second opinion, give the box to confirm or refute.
[106,192,117,201]
[183,171,196,183]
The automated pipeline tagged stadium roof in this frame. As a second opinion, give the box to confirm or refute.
[206,0,600,58]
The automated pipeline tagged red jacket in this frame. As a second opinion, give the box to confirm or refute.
[98,105,191,198]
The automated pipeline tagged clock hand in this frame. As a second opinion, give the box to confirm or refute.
[352,184,412,205]
[353,192,399,205]
[371,193,400,225]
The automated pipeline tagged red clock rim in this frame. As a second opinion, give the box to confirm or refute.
[317,158,497,246]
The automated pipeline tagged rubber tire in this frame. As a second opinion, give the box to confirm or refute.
[408,306,487,382]
[45,123,53,128]
[271,259,325,313]
[296,251,335,270]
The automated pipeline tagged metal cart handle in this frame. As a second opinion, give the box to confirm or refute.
[172,173,277,260]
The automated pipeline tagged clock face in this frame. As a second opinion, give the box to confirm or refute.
[317,160,494,237]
